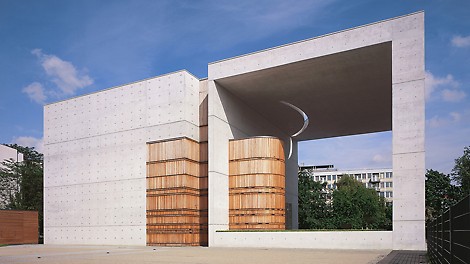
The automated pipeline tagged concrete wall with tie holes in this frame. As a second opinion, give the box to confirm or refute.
[43,70,200,245]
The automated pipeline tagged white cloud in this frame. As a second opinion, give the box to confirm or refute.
[24,49,93,104]
[11,136,44,153]
[32,49,93,96]
[372,154,386,163]
[22,82,47,104]
[451,35,470,48]
[450,112,461,122]
[427,116,447,128]
[441,89,466,102]
[425,71,466,102]
[427,112,463,128]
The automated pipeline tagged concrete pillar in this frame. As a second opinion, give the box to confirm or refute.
[391,13,426,250]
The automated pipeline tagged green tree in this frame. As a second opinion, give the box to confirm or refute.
[451,146,470,195]
[298,170,333,229]
[0,144,43,240]
[332,175,387,229]
[425,169,460,221]
[298,172,390,230]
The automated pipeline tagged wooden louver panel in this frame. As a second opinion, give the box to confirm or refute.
[146,137,208,246]
[229,137,286,230]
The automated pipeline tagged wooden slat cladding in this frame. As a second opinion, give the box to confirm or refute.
[229,137,285,161]
[146,137,208,246]
[229,137,286,230]
[0,210,38,244]
[148,138,206,162]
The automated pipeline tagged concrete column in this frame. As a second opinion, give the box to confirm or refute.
[391,13,426,250]
[207,81,231,246]
[285,139,299,229]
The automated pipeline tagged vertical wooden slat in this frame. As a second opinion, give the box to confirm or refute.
[146,137,208,246]
[229,137,286,230]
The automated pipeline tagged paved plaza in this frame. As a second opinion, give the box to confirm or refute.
[0,245,392,264]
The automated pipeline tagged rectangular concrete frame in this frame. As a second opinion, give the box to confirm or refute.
[207,12,424,250]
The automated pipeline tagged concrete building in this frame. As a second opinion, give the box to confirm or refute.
[44,12,425,250]
[0,145,24,164]
[0,144,24,208]
[300,165,394,202]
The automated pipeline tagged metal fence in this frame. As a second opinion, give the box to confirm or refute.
[427,194,470,264]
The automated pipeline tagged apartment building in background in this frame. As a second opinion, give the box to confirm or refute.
[0,144,24,208]
[299,165,394,202]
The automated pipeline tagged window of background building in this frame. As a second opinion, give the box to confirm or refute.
[327,175,331,181]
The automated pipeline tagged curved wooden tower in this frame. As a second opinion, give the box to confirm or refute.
[229,137,286,230]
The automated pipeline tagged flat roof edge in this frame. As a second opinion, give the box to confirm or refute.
[208,11,423,66]
[44,69,202,107]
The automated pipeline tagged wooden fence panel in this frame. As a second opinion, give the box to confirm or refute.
[0,210,38,244]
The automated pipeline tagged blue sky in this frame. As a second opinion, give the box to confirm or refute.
[0,0,468,174]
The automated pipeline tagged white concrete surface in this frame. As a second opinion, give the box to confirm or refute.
[390,14,425,250]
[207,81,296,245]
[44,70,200,245]
[212,231,393,250]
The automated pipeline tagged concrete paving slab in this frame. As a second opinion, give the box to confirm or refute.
[0,245,391,264]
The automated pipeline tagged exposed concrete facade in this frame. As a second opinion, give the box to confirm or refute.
[44,12,425,250]
[44,71,200,245]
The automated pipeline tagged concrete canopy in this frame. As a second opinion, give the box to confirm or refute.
[208,12,425,250]
[215,42,392,141]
